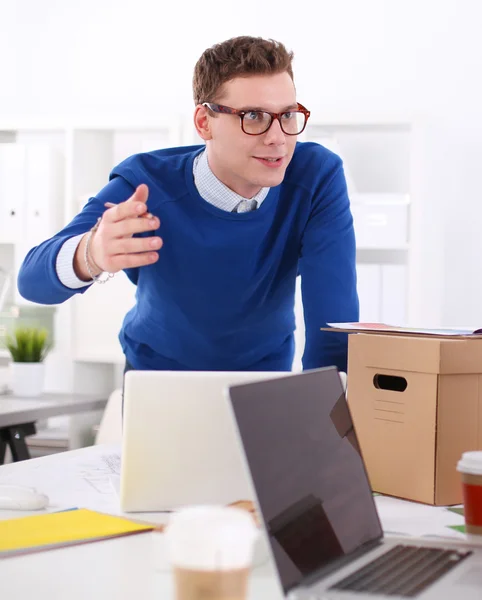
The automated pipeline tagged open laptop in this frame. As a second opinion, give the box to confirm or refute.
[121,370,290,512]
[227,367,482,600]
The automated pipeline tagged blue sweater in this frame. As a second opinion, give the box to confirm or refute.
[18,142,359,372]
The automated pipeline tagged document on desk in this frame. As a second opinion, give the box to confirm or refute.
[0,508,154,558]
[0,444,124,516]
[374,496,469,541]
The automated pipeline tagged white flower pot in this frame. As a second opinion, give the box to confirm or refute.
[10,362,45,398]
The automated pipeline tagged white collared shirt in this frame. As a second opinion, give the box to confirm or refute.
[194,149,269,212]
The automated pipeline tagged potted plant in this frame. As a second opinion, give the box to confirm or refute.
[6,326,52,397]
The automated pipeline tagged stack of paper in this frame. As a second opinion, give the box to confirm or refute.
[324,322,482,338]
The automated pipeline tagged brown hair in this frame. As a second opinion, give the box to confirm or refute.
[193,36,294,105]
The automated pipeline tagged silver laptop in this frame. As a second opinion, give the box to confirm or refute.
[120,370,289,512]
[227,367,482,600]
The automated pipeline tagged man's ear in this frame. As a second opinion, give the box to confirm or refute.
[194,105,213,141]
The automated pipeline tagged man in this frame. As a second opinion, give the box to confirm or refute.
[18,36,359,373]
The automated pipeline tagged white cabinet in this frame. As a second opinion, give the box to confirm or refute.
[356,263,408,325]
[0,141,65,246]
[357,264,382,322]
[24,145,64,246]
[0,145,27,244]
[73,273,136,363]
[304,122,412,333]
[0,144,64,244]
[381,264,407,325]
[0,141,65,306]
[351,193,409,249]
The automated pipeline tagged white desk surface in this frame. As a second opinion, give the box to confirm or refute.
[0,444,473,599]
[0,393,108,428]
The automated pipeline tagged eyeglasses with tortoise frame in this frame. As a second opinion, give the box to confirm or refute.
[202,102,311,136]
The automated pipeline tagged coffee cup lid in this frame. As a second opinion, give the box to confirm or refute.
[165,505,259,571]
[457,451,482,475]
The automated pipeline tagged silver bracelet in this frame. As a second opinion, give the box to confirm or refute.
[84,217,115,284]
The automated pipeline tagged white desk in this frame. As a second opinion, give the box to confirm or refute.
[0,444,284,599]
[0,444,472,599]
[0,393,107,463]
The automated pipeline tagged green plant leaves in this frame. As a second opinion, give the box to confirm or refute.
[5,327,52,363]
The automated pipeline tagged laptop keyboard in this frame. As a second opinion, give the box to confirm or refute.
[328,544,472,597]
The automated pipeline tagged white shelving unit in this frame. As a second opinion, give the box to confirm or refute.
[0,120,182,396]
[0,118,412,389]
[290,121,412,370]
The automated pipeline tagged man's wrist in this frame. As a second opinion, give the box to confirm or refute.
[74,233,101,281]
[83,223,114,285]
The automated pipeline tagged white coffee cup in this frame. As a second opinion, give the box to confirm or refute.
[456,451,482,535]
[165,505,259,600]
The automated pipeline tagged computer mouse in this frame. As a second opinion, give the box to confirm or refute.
[0,484,49,510]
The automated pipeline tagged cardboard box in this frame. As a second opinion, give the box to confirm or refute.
[347,333,482,505]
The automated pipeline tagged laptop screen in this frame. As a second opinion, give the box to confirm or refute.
[229,367,383,593]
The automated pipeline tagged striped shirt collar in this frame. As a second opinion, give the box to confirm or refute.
[193,149,269,212]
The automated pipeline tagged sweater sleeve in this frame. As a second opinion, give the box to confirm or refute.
[299,156,359,372]
[17,175,137,305]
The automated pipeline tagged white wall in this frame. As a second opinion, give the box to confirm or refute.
[3,0,482,332]
[3,0,420,119]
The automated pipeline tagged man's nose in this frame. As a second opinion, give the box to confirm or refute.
[264,117,286,144]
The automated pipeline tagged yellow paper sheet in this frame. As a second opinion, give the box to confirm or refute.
[0,509,153,555]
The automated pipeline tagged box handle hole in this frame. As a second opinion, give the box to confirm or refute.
[373,374,407,392]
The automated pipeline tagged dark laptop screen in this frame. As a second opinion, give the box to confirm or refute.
[229,367,383,593]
